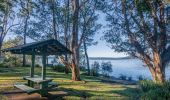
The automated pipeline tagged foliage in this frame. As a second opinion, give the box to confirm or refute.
[1,36,23,67]
[128,76,132,81]
[102,0,169,83]
[2,56,22,67]
[139,80,170,100]
[119,74,127,80]
[101,61,113,77]
[52,64,70,73]
[35,64,41,67]
[91,61,100,76]
[138,75,145,81]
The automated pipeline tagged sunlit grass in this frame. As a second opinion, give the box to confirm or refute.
[0,67,139,100]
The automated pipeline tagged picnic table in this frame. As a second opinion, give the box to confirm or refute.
[2,39,71,97]
[15,76,57,96]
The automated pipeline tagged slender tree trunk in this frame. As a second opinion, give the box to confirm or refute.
[22,15,28,67]
[71,0,80,81]
[63,0,70,74]
[0,41,2,56]
[83,41,90,75]
[51,0,57,39]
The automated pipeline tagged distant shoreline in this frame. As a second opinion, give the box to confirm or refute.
[89,57,133,60]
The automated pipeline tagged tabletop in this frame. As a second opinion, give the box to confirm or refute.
[23,76,53,84]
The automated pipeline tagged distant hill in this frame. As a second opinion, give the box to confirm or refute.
[89,57,133,60]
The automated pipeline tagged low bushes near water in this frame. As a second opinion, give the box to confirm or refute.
[90,61,100,76]
[52,64,71,73]
[101,62,113,77]
[119,74,127,80]
[139,80,170,100]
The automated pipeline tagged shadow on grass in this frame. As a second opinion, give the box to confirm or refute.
[109,87,140,100]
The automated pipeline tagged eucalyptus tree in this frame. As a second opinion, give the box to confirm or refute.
[14,0,36,66]
[0,0,17,55]
[80,0,101,75]
[103,0,169,83]
[58,0,71,74]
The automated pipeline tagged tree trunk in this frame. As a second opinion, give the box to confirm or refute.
[144,51,165,83]
[71,61,80,80]
[22,16,28,67]
[152,51,165,83]
[0,37,3,56]
[63,0,70,74]
[83,41,90,75]
[51,0,58,39]
[70,0,81,81]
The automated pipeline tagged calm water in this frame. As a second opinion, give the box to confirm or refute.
[89,59,170,80]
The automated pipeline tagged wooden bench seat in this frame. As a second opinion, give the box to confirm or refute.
[14,84,39,94]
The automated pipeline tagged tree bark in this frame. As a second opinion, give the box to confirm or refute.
[63,0,70,74]
[22,11,29,67]
[22,0,30,67]
[83,41,90,75]
[153,51,165,83]
[51,0,58,39]
[70,0,81,81]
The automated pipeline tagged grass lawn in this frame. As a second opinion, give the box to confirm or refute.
[0,67,139,100]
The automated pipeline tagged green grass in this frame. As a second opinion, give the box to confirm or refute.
[0,67,139,100]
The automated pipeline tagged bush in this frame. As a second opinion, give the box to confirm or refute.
[3,56,22,67]
[25,64,31,67]
[101,62,113,77]
[138,75,144,81]
[139,80,170,100]
[128,76,132,81]
[52,64,69,72]
[119,74,127,80]
[35,64,41,67]
[91,61,100,76]
[0,63,6,67]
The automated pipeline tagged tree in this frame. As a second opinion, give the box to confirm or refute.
[103,0,169,83]
[80,0,101,75]
[91,61,100,76]
[101,62,113,77]
[0,0,17,56]
[2,36,23,67]
[13,0,39,66]
[70,0,81,81]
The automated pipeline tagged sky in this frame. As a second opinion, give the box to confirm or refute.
[87,12,127,57]
[4,12,127,58]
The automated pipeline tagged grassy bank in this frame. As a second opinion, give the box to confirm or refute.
[0,67,139,100]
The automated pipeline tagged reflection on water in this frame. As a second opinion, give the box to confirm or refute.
[89,59,170,80]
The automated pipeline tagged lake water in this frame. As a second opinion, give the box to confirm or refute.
[89,59,170,80]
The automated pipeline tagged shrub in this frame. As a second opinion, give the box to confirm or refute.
[52,64,70,72]
[3,56,22,67]
[101,62,113,77]
[119,74,127,80]
[91,61,100,76]
[139,80,170,100]
[128,76,132,81]
[138,75,144,81]
[25,64,31,67]
[35,64,41,67]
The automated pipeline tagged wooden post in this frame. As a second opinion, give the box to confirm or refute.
[29,53,35,87]
[31,53,35,77]
[42,53,46,80]
[40,53,48,96]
